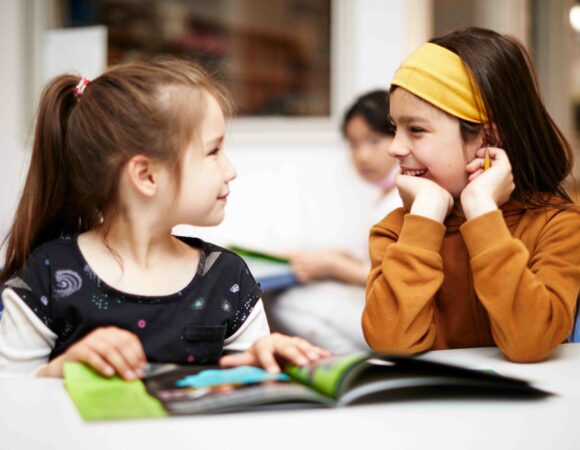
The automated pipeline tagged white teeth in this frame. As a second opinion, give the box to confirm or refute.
[402,169,428,176]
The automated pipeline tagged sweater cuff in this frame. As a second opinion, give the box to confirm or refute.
[460,210,511,256]
[398,214,446,253]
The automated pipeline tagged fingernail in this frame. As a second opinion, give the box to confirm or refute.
[125,370,136,380]
[267,366,280,374]
[297,357,308,365]
[104,366,114,376]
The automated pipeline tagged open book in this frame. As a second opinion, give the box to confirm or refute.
[64,352,549,420]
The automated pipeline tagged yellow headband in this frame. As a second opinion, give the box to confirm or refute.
[391,42,488,123]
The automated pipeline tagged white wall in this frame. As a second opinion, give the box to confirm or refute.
[353,0,405,93]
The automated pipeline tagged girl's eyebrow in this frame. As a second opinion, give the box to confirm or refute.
[205,135,224,149]
[392,115,429,125]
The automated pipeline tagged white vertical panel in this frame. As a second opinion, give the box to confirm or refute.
[353,0,405,92]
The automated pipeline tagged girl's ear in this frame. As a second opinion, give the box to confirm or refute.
[125,155,160,197]
[483,123,501,147]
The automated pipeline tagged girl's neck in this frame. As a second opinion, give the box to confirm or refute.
[78,219,200,297]
[92,210,179,269]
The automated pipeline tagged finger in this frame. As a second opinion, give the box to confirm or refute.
[475,146,494,158]
[468,168,484,181]
[254,342,282,374]
[273,341,310,367]
[476,146,507,160]
[219,352,256,368]
[118,332,147,371]
[86,339,137,380]
[101,330,146,375]
[292,337,328,361]
[465,158,484,173]
[311,345,333,359]
[80,350,116,377]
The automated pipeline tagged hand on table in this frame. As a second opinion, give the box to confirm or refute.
[37,326,146,380]
[219,333,332,374]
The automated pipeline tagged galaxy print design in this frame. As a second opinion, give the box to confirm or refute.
[91,292,110,310]
[54,270,83,298]
[221,299,232,313]
[231,293,260,333]
[192,297,206,310]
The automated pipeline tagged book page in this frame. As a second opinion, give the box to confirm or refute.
[285,353,368,399]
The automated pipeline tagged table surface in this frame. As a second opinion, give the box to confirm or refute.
[2,344,580,450]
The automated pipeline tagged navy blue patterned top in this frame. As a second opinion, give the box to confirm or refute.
[1,235,262,364]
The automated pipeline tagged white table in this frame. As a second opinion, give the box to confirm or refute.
[2,344,580,450]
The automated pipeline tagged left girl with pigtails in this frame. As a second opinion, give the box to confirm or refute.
[0,58,330,379]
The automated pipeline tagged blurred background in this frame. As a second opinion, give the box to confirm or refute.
[1,0,579,256]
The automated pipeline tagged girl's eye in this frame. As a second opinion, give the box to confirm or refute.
[410,127,425,134]
[209,147,221,156]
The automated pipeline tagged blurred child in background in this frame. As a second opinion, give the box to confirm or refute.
[271,90,401,354]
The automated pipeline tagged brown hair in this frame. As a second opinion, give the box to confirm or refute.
[341,90,394,138]
[429,27,575,207]
[1,57,231,281]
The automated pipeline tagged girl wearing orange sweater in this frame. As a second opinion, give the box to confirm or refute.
[363,27,580,362]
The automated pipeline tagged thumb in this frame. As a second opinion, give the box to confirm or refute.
[219,352,256,368]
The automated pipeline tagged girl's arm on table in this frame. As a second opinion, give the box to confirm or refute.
[461,208,580,362]
[362,210,446,354]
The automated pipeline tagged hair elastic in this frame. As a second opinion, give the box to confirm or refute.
[73,77,90,97]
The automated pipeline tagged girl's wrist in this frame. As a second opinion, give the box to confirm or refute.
[410,193,449,223]
[461,194,497,220]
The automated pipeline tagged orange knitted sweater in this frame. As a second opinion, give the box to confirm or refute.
[363,199,580,362]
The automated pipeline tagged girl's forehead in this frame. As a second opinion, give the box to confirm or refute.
[390,88,453,122]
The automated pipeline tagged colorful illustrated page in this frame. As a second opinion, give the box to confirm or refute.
[285,353,367,398]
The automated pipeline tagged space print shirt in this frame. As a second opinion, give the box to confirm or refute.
[1,235,263,365]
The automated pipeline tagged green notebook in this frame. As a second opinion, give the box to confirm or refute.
[64,363,167,420]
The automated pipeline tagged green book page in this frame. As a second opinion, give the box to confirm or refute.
[228,245,289,263]
[284,353,368,399]
[64,363,167,421]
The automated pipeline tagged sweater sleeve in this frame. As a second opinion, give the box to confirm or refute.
[223,300,270,352]
[461,209,580,363]
[0,288,57,375]
[362,212,446,353]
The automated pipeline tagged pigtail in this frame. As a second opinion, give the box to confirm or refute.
[1,76,80,281]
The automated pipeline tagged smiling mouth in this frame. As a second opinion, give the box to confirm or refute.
[401,168,428,177]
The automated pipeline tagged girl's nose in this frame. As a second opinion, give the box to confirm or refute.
[387,133,410,159]
[223,154,237,182]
